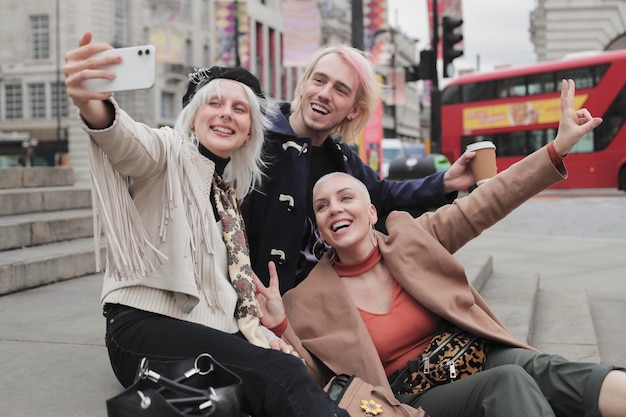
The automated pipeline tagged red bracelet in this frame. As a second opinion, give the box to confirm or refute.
[547,141,567,166]
[268,317,288,338]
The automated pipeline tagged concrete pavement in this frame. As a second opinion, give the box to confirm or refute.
[1,190,625,416]
[0,273,118,416]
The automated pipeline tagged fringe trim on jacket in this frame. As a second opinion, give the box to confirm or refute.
[88,130,225,312]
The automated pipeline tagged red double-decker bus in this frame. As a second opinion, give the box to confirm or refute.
[440,50,626,190]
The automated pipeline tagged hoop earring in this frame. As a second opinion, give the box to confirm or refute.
[328,248,337,264]
[369,224,377,248]
[313,238,330,261]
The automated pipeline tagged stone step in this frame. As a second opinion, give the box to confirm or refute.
[0,167,75,189]
[456,251,536,344]
[530,287,600,363]
[479,266,539,344]
[453,250,493,292]
[0,185,92,216]
[0,208,94,251]
[469,261,601,363]
[0,237,104,295]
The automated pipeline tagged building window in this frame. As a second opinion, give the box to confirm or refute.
[6,84,23,119]
[256,22,263,85]
[51,82,68,117]
[29,83,46,119]
[114,0,129,47]
[203,45,210,67]
[202,0,209,26]
[161,92,175,118]
[185,39,193,66]
[269,28,277,98]
[30,15,49,60]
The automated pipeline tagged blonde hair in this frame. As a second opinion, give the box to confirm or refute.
[174,79,277,199]
[313,172,372,205]
[291,45,382,144]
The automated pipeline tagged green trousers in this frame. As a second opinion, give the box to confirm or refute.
[410,344,621,417]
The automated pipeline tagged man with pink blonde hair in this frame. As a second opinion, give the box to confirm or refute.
[290,46,381,146]
[242,44,476,292]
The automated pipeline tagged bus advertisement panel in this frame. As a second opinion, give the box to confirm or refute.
[440,50,626,190]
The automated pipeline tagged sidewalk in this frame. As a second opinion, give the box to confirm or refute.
[0,273,119,417]
[1,220,625,416]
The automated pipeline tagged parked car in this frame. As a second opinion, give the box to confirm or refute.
[382,139,429,178]
[387,153,451,180]
[403,142,426,158]
[381,138,405,178]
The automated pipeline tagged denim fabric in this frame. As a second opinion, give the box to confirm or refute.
[104,304,347,417]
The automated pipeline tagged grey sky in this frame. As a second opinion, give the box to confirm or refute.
[387,0,537,72]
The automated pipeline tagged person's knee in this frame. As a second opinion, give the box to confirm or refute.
[481,365,554,417]
[489,364,536,386]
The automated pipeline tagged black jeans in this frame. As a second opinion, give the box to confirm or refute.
[104,304,347,417]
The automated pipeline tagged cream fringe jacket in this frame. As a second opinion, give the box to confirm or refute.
[282,146,567,390]
[83,99,274,347]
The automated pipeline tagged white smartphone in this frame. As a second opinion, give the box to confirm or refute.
[84,45,156,92]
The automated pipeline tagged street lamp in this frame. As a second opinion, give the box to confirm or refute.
[351,0,364,50]
[233,0,240,66]
[56,0,63,141]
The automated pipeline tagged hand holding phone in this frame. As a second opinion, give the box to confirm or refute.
[84,45,156,92]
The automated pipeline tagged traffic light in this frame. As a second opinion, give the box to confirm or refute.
[442,16,463,78]
[404,50,435,82]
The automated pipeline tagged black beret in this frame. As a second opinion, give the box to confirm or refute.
[182,66,264,108]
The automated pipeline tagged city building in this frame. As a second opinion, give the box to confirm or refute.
[0,0,291,183]
[0,0,420,182]
[530,0,626,61]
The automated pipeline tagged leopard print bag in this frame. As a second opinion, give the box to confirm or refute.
[389,323,488,398]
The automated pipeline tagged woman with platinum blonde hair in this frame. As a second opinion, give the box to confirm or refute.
[64,31,350,417]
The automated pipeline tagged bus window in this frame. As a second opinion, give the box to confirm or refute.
[527,72,556,95]
[496,77,526,98]
[464,80,497,102]
[594,84,626,151]
[462,135,494,152]
[508,77,527,97]
[491,133,509,156]
[557,66,594,89]
[509,131,528,156]
[592,64,609,84]
[528,130,547,152]
[441,84,461,105]
[573,131,595,153]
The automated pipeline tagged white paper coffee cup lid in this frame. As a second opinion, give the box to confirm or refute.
[466,141,496,152]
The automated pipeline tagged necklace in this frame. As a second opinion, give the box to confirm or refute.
[332,245,381,277]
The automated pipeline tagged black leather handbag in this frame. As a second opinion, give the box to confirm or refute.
[106,353,245,417]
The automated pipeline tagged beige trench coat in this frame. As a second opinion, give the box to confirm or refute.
[283,146,566,393]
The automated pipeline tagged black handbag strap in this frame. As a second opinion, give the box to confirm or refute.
[107,353,243,417]
[142,368,216,397]
[389,367,411,394]
[138,354,222,401]
[326,374,354,403]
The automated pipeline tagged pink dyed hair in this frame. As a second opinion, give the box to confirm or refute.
[291,45,382,144]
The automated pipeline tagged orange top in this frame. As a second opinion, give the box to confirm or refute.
[359,279,442,376]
